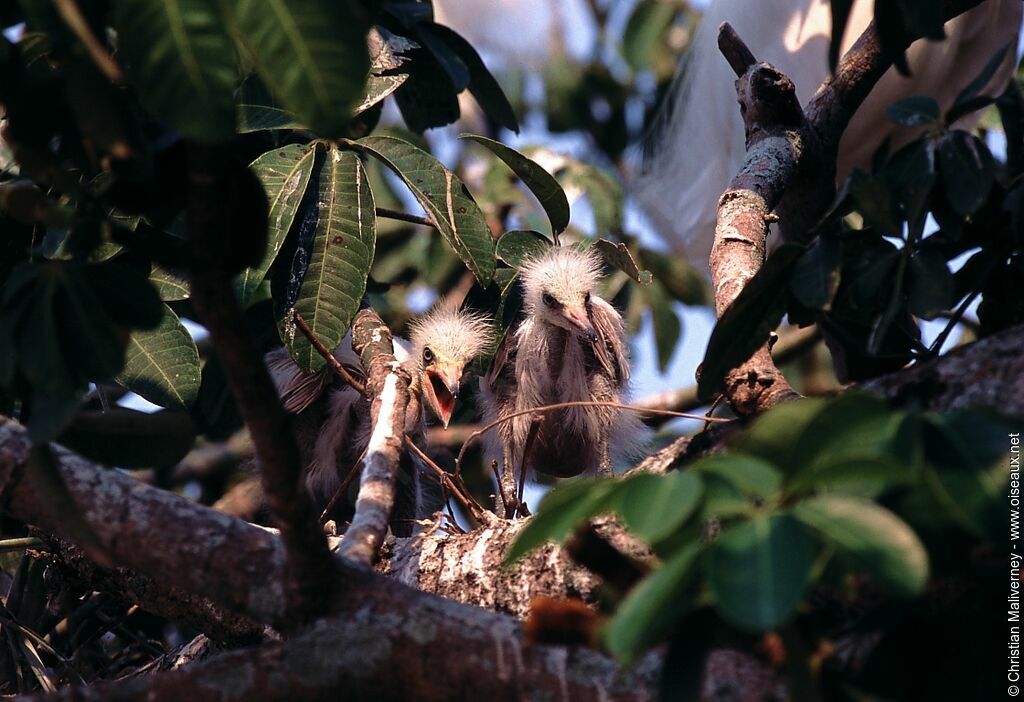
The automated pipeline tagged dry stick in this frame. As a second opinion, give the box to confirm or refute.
[318,446,368,524]
[454,401,729,476]
[515,417,543,518]
[185,147,335,626]
[375,207,436,228]
[52,0,124,83]
[292,311,368,397]
[402,436,488,522]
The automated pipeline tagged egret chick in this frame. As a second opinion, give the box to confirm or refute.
[480,247,646,512]
[267,307,492,523]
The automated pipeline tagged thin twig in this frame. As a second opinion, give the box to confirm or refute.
[292,311,368,397]
[318,446,368,524]
[53,0,124,83]
[402,435,488,521]
[0,537,44,552]
[375,207,435,228]
[455,401,730,476]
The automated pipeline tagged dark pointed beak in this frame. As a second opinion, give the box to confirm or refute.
[564,305,597,342]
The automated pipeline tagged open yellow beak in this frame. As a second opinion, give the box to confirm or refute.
[422,362,462,428]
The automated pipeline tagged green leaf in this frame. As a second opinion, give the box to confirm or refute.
[114,0,237,141]
[603,543,701,662]
[731,398,831,469]
[359,135,495,285]
[426,25,519,133]
[232,0,370,138]
[557,159,625,233]
[709,515,812,631]
[460,134,569,234]
[614,471,703,544]
[115,304,200,410]
[906,249,954,320]
[237,143,317,306]
[786,454,912,499]
[621,0,677,73]
[886,96,939,127]
[638,248,710,305]
[594,239,653,286]
[883,138,936,227]
[504,479,617,563]
[694,454,782,500]
[495,229,551,268]
[952,44,1011,111]
[793,495,928,597]
[790,234,841,310]
[58,408,197,468]
[698,244,805,401]
[149,265,189,301]
[282,146,376,372]
[644,280,681,372]
[938,130,995,217]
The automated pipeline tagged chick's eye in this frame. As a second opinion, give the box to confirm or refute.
[542,292,556,307]
[422,347,433,363]
[584,292,591,304]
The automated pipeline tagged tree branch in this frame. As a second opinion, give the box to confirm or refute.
[185,147,335,626]
[338,309,411,567]
[0,417,660,701]
[710,0,988,415]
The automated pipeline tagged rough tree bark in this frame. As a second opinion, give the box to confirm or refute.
[0,418,660,701]
[708,0,987,416]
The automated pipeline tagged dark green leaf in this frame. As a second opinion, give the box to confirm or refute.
[594,239,653,286]
[359,135,495,285]
[114,0,237,141]
[886,96,939,127]
[951,44,1010,110]
[115,304,200,410]
[614,471,703,544]
[645,280,681,372]
[460,134,569,234]
[638,248,710,305]
[237,144,317,306]
[906,249,954,319]
[495,229,551,268]
[786,454,913,499]
[709,515,812,631]
[58,408,196,468]
[731,397,831,469]
[793,495,928,597]
[232,0,370,137]
[790,234,841,310]
[883,138,936,227]
[694,454,782,500]
[149,265,189,301]
[426,24,519,133]
[698,244,805,401]
[505,479,617,563]
[415,24,470,91]
[603,543,701,662]
[937,130,995,217]
[283,146,376,372]
[621,0,677,73]
[896,0,945,40]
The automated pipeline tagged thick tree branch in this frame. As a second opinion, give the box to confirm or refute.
[0,418,659,701]
[185,147,335,625]
[710,0,988,415]
[339,309,412,566]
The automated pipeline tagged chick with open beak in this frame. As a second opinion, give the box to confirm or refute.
[265,307,492,527]
[480,246,647,515]
[406,308,493,429]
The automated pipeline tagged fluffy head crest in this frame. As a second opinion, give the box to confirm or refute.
[407,307,494,367]
[520,246,603,310]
